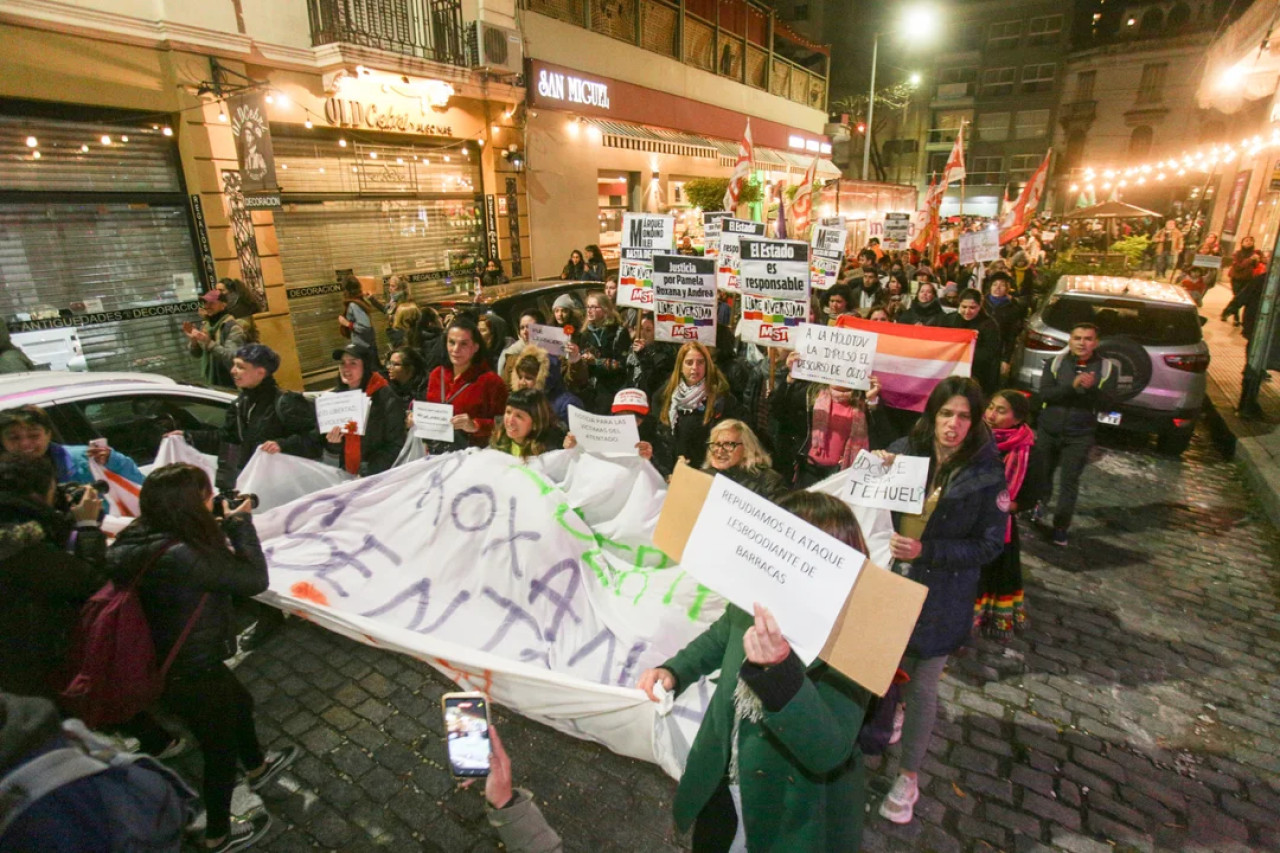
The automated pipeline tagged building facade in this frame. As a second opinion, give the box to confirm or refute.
[0,0,524,387]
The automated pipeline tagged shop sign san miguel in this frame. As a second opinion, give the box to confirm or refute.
[229,91,281,209]
[534,67,610,110]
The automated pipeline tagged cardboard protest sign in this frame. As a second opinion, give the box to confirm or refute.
[959,229,1000,265]
[527,323,570,357]
[412,401,456,442]
[568,405,642,455]
[654,463,927,695]
[883,212,910,249]
[738,237,810,349]
[702,211,731,259]
[715,218,765,293]
[315,390,371,435]
[789,323,877,390]
[619,214,674,309]
[810,224,848,291]
[653,254,716,345]
[844,450,930,514]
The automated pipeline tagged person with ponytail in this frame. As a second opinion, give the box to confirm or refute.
[323,341,405,477]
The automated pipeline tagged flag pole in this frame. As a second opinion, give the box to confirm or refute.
[958,121,966,218]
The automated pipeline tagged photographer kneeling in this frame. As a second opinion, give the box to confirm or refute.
[0,453,104,702]
[106,463,298,852]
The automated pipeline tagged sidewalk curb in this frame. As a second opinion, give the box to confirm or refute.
[1202,386,1280,530]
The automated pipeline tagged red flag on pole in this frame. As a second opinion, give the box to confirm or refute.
[942,123,966,187]
[791,156,819,237]
[723,119,754,212]
[999,150,1051,245]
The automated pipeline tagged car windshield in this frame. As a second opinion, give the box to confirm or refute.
[1042,296,1202,346]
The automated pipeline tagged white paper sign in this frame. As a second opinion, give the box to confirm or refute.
[315,390,371,435]
[412,401,456,442]
[527,323,570,357]
[1192,254,1223,269]
[680,474,866,663]
[789,323,878,390]
[622,213,675,252]
[702,211,731,259]
[653,254,717,346]
[738,237,810,349]
[810,225,848,291]
[883,212,911,249]
[716,218,766,293]
[567,405,641,456]
[959,229,1001,265]
[844,450,930,514]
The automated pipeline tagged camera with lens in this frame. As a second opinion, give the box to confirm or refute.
[54,480,108,512]
[212,489,260,518]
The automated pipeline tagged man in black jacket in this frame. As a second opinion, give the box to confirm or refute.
[0,453,103,701]
[1035,323,1117,547]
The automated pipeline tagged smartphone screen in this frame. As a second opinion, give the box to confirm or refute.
[442,694,491,777]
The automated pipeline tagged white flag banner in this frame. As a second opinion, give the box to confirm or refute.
[236,448,354,513]
[152,434,217,486]
[250,448,894,777]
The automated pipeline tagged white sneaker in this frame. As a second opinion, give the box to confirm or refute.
[889,704,905,746]
[186,784,265,835]
[878,773,919,824]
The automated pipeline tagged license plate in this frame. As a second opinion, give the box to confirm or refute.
[1097,411,1122,425]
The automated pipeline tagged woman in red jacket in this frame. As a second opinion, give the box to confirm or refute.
[424,315,508,453]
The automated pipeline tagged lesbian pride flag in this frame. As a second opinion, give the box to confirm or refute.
[835,316,976,412]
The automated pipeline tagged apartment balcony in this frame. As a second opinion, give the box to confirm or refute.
[931,81,975,108]
[925,127,960,150]
[307,0,468,66]
[1059,99,1097,129]
[519,0,829,111]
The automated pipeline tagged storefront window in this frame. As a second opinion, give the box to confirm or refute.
[597,170,630,265]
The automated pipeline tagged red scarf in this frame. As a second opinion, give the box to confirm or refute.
[992,422,1035,542]
[343,372,389,475]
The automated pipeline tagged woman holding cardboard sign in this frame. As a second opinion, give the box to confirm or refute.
[637,492,872,852]
[875,376,1007,825]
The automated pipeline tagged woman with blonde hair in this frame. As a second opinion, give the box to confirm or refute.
[701,418,788,500]
[653,341,738,475]
[567,290,631,414]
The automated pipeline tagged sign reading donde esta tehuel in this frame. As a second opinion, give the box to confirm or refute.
[654,464,927,694]
[843,450,931,515]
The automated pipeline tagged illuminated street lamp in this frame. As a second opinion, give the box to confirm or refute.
[863,4,940,181]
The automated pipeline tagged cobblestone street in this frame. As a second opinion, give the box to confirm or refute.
[195,422,1280,852]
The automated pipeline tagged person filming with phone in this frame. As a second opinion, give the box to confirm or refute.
[105,463,299,852]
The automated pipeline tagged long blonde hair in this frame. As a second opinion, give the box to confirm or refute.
[585,290,623,327]
[659,341,728,426]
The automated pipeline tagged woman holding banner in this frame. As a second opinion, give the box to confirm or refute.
[653,341,737,475]
[636,491,872,852]
[423,316,508,451]
[875,376,1007,825]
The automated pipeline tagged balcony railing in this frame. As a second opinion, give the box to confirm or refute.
[1061,100,1097,122]
[520,0,828,111]
[308,0,467,66]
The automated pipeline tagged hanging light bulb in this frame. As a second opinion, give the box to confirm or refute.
[32,150,41,160]
[101,135,112,145]
[339,138,348,147]
[80,144,89,152]
[304,118,313,129]
[265,94,275,104]
[25,136,37,148]
[162,126,173,137]
[121,135,129,143]
[218,107,228,122]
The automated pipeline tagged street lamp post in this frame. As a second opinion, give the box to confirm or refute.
[861,34,879,181]
[861,6,937,183]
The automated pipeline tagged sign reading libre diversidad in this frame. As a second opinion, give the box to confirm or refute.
[789,323,877,390]
[619,213,674,309]
[738,237,810,348]
[653,254,717,345]
[715,218,766,293]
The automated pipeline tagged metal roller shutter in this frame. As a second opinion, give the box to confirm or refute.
[0,114,201,380]
[272,134,486,379]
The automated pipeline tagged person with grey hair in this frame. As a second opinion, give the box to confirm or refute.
[701,419,788,501]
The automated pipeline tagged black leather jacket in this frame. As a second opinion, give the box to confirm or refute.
[106,518,268,678]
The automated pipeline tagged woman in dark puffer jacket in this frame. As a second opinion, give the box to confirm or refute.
[107,464,297,851]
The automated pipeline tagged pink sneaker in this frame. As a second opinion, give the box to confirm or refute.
[879,773,919,824]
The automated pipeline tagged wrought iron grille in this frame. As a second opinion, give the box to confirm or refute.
[308,0,468,66]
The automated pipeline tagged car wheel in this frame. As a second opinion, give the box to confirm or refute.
[1096,336,1153,403]
[1156,427,1194,456]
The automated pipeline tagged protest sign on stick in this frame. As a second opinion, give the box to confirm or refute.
[959,229,1001,265]
[738,237,810,349]
[653,254,716,345]
[315,391,371,435]
[843,450,931,514]
[412,401,456,442]
[702,211,731,259]
[715,218,765,293]
[810,224,849,291]
[567,405,642,455]
[789,323,877,389]
[882,212,910,250]
[618,214,674,309]
[527,323,570,357]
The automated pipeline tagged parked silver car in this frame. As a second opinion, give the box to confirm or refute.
[1011,276,1209,456]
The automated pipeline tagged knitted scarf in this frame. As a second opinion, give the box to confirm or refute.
[667,380,707,428]
[992,422,1034,542]
[343,372,389,475]
[808,387,867,469]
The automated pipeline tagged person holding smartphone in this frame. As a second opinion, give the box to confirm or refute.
[106,463,298,852]
[636,492,872,852]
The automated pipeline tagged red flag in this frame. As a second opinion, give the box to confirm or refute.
[911,174,944,253]
[999,150,1051,245]
[942,123,966,186]
[723,119,754,212]
[791,156,819,236]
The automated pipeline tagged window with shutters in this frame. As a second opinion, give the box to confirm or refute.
[0,113,203,381]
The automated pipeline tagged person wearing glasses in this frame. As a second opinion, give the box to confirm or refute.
[701,419,788,501]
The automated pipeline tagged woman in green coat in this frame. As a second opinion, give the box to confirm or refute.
[637,491,871,852]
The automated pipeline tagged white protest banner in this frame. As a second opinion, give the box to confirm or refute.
[702,211,731,259]
[789,323,877,389]
[810,224,848,291]
[152,434,217,486]
[738,237,810,349]
[413,401,456,442]
[844,449,931,514]
[619,214,674,309]
[715,218,765,293]
[819,215,846,228]
[568,405,641,455]
[883,212,911,249]
[959,229,1001,265]
[653,254,716,345]
[236,447,353,512]
[1192,254,1223,269]
[315,390,371,435]
[527,323,570,357]
[678,473,866,663]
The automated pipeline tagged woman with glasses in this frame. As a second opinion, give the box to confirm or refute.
[701,419,788,501]
[653,341,738,476]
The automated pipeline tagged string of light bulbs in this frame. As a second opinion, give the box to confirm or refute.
[1068,124,1280,195]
